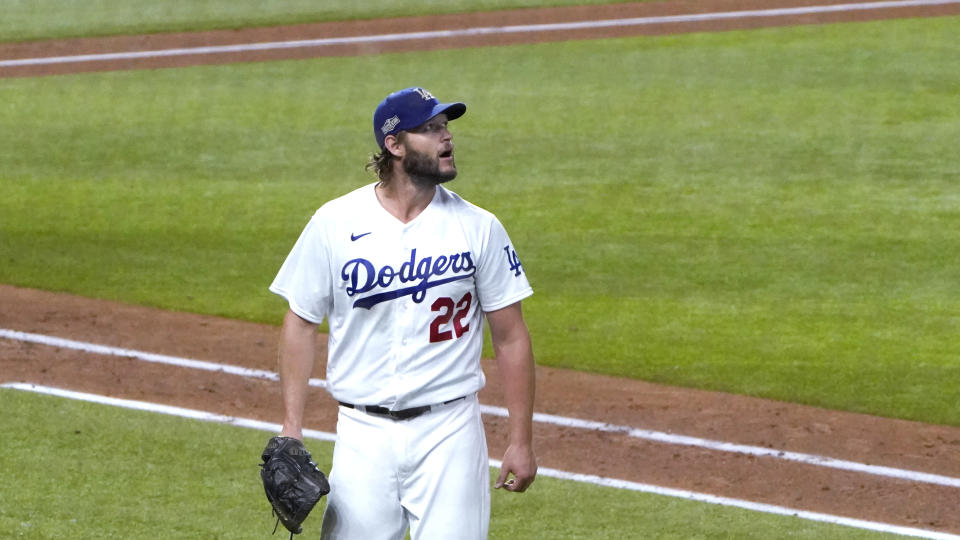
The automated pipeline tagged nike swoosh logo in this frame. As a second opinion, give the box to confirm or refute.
[351,232,372,241]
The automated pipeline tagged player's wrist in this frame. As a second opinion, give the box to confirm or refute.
[506,439,535,460]
[279,423,303,440]
[507,423,534,447]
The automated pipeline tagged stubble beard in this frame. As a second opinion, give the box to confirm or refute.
[403,147,457,188]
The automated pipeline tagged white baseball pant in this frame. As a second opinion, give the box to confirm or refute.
[320,394,490,539]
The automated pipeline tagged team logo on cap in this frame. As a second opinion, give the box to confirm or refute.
[381,115,400,135]
[413,88,435,100]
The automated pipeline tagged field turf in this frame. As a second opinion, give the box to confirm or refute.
[1,0,644,42]
[0,388,904,539]
[2,9,960,538]
[2,16,959,425]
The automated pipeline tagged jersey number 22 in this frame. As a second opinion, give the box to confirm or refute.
[430,292,472,343]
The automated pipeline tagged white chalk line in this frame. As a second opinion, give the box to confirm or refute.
[0,327,326,388]
[2,382,957,540]
[3,326,960,491]
[1,0,958,68]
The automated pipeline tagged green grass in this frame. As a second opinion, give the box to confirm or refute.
[1,0,646,43]
[2,17,960,425]
[0,388,907,539]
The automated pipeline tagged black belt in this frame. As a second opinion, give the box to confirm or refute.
[338,396,467,421]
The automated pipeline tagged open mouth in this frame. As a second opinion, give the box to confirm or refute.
[439,149,453,159]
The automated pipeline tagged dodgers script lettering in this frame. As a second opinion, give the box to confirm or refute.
[342,248,475,309]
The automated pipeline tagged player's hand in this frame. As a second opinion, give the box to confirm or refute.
[495,443,537,492]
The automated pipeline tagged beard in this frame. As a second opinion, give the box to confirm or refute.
[403,147,457,188]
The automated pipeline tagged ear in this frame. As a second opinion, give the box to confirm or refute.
[383,134,405,159]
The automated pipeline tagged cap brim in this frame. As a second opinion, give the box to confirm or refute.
[434,102,466,122]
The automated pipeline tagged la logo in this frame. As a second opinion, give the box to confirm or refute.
[503,246,523,277]
[414,88,435,101]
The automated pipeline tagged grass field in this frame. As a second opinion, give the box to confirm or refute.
[0,388,905,539]
[0,0,643,42]
[2,6,960,538]
[3,16,959,425]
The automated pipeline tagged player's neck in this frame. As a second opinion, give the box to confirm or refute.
[375,176,436,224]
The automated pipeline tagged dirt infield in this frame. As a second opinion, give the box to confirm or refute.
[3,0,960,535]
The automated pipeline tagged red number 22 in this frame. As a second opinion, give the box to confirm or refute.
[430,292,472,343]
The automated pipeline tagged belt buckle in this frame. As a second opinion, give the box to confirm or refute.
[389,406,428,420]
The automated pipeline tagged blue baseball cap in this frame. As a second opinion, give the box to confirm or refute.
[373,87,466,149]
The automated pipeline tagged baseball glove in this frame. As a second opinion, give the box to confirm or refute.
[259,436,330,537]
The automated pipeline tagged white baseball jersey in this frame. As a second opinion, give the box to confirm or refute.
[269,183,532,409]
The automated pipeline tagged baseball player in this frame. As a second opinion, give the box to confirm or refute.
[269,86,537,539]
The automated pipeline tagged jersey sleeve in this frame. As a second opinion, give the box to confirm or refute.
[268,213,333,324]
[475,216,533,312]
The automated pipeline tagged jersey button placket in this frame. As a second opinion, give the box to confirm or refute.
[400,300,410,347]
[394,233,413,388]
[390,299,402,383]
[394,300,410,394]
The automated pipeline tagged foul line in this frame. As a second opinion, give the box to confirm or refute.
[0,327,325,388]
[1,0,958,68]
[3,327,960,490]
[3,383,958,540]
